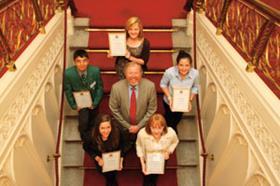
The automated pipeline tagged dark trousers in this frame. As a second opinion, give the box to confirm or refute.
[95,161,118,186]
[143,174,159,186]
[104,171,118,186]
[78,107,98,141]
[163,100,183,132]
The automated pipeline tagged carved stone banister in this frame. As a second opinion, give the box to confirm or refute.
[246,20,276,72]
[31,0,45,33]
[216,0,232,35]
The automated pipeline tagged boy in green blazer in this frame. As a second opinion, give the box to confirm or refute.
[64,49,103,140]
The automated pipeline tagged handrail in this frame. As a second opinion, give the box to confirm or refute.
[0,0,56,76]
[205,0,280,98]
[193,1,208,186]
[54,2,67,186]
[240,0,280,23]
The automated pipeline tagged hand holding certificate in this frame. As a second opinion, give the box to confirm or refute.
[108,33,126,56]
[73,91,92,109]
[171,86,191,112]
[102,150,121,172]
[146,152,165,174]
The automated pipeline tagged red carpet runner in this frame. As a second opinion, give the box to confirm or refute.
[73,0,187,185]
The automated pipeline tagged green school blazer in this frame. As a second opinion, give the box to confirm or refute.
[64,65,103,110]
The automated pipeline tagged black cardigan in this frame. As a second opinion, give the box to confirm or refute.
[116,38,150,71]
[83,127,130,159]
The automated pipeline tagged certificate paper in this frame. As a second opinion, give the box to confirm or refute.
[108,32,126,56]
[171,86,191,112]
[146,152,165,174]
[73,91,92,108]
[102,151,121,173]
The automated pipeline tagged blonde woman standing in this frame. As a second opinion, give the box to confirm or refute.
[108,17,150,79]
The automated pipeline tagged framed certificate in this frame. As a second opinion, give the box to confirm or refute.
[146,152,165,174]
[73,91,92,108]
[108,32,126,56]
[171,86,191,112]
[102,150,121,173]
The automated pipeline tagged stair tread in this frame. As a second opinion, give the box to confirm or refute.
[177,166,200,186]
[172,19,187,28]
[88,52,173,71]
[87,32,174,49]
[176,141,199,166]
[63,164,197,169]
[177,117,198,140]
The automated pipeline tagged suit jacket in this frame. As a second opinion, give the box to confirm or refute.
[64,65,103,110]
[109,78,157,129]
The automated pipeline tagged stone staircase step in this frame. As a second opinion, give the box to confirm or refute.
[74,18,90,27]
[177,167,200,186]
[172,19,187,28]
[61,168,84,186]
[63,165,194,170]
[64,117,80,141]
[62,142,84,165]
[177,117,198,141]
[176,141,199,166]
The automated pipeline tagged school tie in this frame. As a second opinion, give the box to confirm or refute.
[81,73,87,85]
[130,86,136,125]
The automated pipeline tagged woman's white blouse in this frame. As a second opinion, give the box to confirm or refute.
[136,127,179,158]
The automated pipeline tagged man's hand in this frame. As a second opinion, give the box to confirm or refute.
[129,125,140,133]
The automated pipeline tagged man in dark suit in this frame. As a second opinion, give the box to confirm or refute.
[109,62,157,139]
[64,49,103,140]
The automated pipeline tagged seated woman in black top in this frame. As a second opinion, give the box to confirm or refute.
[83,114,130,186]
[108,16,150,79]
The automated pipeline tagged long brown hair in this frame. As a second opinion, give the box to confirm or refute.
[92,114,120,152]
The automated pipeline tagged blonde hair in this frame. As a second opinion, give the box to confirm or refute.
[125,16,144,39]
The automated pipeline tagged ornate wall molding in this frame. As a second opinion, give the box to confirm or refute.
[197,14,280,184]
[0,12,64,171]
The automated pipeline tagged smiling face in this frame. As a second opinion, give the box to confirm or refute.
[150,122,164,139]
[127,23,141,39]
[74,56,89,72]
[99,121,112,140]
[177,58,191,77]
[125,63,142,86]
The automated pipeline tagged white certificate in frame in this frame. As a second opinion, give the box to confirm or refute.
[171,86,191,112]
[108,32,126,56]
[146,152,165,174]
[102,150,121,173]
[73,90,92,108]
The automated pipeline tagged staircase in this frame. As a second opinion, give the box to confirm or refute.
[61,12,200,186]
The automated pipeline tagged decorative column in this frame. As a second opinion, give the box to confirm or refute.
[31,0,45,33]
[216,0,232,35]
[246,20,276,72]
[0,29,16,71]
